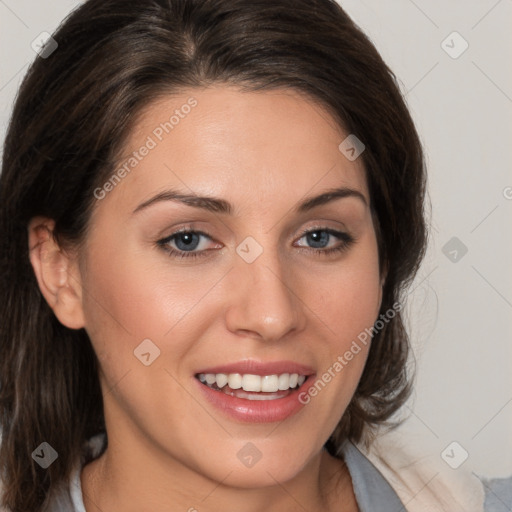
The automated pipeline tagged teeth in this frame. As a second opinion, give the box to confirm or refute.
[278,373,290,390]
[242,374,261,392]
[198,372,307,392]
[228,373,242,390]
[216,373,228,388]
[261,375,279,392]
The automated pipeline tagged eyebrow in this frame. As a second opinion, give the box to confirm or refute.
[132,186,367,216]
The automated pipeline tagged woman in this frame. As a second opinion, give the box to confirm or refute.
[0,0,486,510]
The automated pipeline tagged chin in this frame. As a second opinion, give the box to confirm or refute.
[192,441,316,488]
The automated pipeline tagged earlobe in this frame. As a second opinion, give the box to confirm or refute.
[28,216,85,330]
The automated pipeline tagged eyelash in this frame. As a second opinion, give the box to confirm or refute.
[157,226,356,260]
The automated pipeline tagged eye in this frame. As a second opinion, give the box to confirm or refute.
[157,229,218,260]
[294,227,355,256]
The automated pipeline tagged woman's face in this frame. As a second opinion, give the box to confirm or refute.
[77,85,382,486]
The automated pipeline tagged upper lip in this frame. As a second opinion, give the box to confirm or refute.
[195,360,315,377]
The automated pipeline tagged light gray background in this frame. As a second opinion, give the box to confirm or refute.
[1,0,511,479]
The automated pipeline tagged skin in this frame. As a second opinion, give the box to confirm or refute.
[28,85,384,512]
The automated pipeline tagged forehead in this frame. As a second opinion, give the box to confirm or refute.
[97,85,369,216]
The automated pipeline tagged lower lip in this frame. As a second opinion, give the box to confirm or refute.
[195,377,313,423]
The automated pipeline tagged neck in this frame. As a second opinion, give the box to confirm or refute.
[81,433,357,512]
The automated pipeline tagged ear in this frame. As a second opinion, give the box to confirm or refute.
[28,216,85,330]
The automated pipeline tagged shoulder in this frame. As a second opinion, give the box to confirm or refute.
[355,429,486,512]
[481,475,512,512]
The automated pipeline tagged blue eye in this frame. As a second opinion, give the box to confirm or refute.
[170,231,202,251]
[157,229,214,259]
[157,227,355,260]
[298,229,342,249]
[295,227,355,255]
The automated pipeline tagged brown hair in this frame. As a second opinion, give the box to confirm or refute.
[0,0,427,509]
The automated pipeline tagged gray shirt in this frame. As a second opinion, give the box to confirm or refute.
[43,433,405,511]
[481,476,512,512]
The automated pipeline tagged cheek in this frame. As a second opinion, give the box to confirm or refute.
[81,242,208,337]
[301,233,381,412]
[79,238,230,384]
[312,233,382,347]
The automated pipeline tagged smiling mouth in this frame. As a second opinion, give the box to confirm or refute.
[195,372,308,401]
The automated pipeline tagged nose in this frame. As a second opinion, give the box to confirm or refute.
[224,243,306,342]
